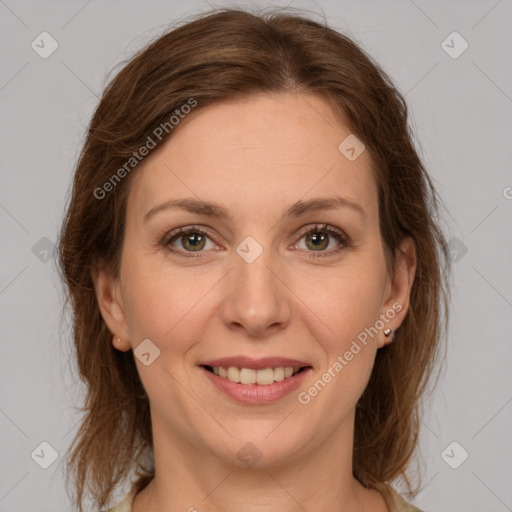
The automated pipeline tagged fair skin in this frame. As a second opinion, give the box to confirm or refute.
[93,92,416,512]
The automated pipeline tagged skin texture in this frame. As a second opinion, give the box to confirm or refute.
[93,92,416,512]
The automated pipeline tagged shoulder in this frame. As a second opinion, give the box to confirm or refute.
[105,484,424,512]
[384,485,425,512]
[104,489,136,512]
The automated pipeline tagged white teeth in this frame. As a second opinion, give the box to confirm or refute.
[240,368,256,384]
[274,367,285,381]
[227,366,240,383]
[256,368,275,385]
[211,366,302,385]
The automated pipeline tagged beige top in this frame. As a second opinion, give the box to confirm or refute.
[106,485,424,511]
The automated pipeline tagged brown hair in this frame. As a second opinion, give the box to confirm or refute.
[57,6,451,510]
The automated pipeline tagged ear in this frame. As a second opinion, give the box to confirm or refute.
[378,237,417,348]
[91,264,131,352]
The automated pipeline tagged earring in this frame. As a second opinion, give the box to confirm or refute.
[383,328,394,346]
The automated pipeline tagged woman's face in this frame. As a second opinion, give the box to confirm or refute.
[94,92,415,467]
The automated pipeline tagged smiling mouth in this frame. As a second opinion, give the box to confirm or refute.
[202,365,310,385]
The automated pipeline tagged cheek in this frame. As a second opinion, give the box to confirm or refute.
[306,267,386,352]
[300,279,380,418]
[120,253,183,341]
[120,252,221,352]
[296,263,385,406]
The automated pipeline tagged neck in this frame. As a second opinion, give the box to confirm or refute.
[132,409,388,512]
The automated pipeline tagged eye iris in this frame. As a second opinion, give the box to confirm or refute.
[182,232,205,251]
[173,229,336,253]
[306,232,328,250]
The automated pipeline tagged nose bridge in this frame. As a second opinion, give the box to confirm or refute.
[222,235,290,335]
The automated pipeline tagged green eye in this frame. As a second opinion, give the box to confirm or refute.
[295,224,351,257]
[162,223,351,259]
[165,227,214,254]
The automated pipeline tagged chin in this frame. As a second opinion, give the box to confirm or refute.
[208,425,311,469]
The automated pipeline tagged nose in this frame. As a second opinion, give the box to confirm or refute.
[221,244,291,338]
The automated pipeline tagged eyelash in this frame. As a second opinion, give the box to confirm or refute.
[160,224,352,259]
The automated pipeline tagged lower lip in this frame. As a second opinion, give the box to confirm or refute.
[200,366,311,404]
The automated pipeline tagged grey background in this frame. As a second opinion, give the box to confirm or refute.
[1,0,511,511]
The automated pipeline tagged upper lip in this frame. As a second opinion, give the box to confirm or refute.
[201,356,312,370]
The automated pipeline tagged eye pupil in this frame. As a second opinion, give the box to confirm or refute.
[183,233,205,251]
[307,232,328,250]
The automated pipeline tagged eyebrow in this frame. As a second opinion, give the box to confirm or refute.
[144,195,366,223]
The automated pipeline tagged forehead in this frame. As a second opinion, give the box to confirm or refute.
[127,92,378,221]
